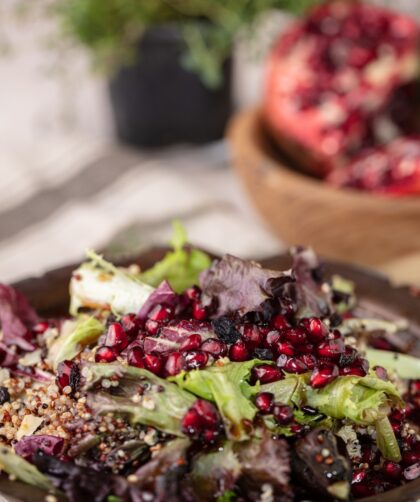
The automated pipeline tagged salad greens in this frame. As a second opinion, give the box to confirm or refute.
[366,348,420,379]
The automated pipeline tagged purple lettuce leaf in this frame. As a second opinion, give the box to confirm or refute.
[143,319,213,354]
[15,435,64,461]
[138,280,185,321]
[0,284,38,351]
[200,255,288,316]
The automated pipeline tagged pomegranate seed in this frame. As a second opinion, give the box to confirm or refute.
[361,445,379,464]
[391,420,402,435]
[284,357,308,374]
[241,325,263,348]
[127,346,145,368]
[402,451,420,466]
[192,301,207,320]
[144,354,164,375]
[299,317,328,342]
[194,399,219,428]
[201,429,220,443]
[299,354,317,370]
[229,340,250,361]
[32,321,50,335]
[338,346,357,367]
[390,409,405,422]
[121,314,142,337]
[145,319,160,335]
[95,346,118,363]
[184,351,208,370]
[316,339,345,360]
[276,354,289,369]
[105,323,129,352]
[404,462,420,481]
[148,305,173,322]
[255,392,274,414]
[352,468,367,484]
[373,365,388,381]
[56,360,80,393]
[275,341,295,356]
[185,286,201,301]
[165,352,184,376]
[251,364,283,384]
[295,342,314,355]
[265,330,281,348]
[182,408,202,436]
[284,327,307,345]
[382,461,402,481]
[310,363,338,388]
[352,482,374,498]
[272,314,289,330]
[179,334,202,352]
[327,329,343,340]
[273,404,293,425]
[290,424,303,434]
[200,338,227,358]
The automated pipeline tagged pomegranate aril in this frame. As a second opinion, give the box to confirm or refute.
[143,354,164,375]
[272,314,289,330]
[284,357,308,374]
[374,365,388,381]
[382,461,402,481]
[273,404,293,425]
[32,321,50,335]
[402,451,420,466]
[127,346,145,368]
[105,323,128,352]
[184,350,208,370]
[316,339,345,360]
[251,364,283,384]
[182,408,202,436]
[295,342,314,355]
[352,468,367,484]
[275,341,295,357]
[229,340,250,362]
[179,334,202,352]
[200,338,227,358]
[404,462,420,481]
[145,319,160,335]
[310,363,338,388]
[185,286,201,301]
[95,346,118,363]
[194,399,219,428]
[56,360,80,393]
[192,301,207,320]
[298,354,317,370]
[241,325,263,348]
[148,305,173,322]
[299,317,328,342]
[409,380,420,395]
[165,352,184,376]
[255,392,274,414]
[339,358,368,377]
[121,314,142,337]
[265,330,281,348]
[201,429,220,443]
[284,327,307,345]
[338,346,357,367]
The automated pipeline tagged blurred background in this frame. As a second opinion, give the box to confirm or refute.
[0,0,419,283]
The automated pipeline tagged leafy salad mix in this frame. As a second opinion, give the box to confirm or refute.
[0,223,418,501]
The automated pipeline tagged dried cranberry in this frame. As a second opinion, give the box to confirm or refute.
[95,346,118,363]
[310,363,338,388]
[179,334,202,352]
[273,404,294,425]
[200,338,227,358]
[255,392,274,414]
[251,364,283,384]
[104,323,129,352]
[127,346,145,368]
[229,340,250,362]
[184,351,208,370]
[284,327,307,346]
[143,354,164,375]
[165,352,185,376]
[299,317,328,342]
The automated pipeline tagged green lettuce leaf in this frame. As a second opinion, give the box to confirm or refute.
[366,348,420,379]
[83,363,195,436]
[171,360,259,440]
[260,374,306,407]
[139,221,212,293]
[52,316,104,368]
[375,416,401,462]
[0,446,54,492]
[70,250,154,315]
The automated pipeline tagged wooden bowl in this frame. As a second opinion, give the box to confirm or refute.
[2,248,420,501]
[228,108,420,268]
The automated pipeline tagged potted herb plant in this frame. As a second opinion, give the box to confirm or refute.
[55,0,317,147]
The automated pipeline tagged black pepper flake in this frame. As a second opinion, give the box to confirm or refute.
[0,387,10,405]
[212,317,241,344]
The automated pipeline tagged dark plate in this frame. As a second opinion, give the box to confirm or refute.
[1,248,419,501]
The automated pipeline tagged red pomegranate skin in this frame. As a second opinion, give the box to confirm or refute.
[263,1,420,178]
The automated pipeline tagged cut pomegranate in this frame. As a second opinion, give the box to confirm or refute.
[255,392,274,414]
[179,334,202,352]
[183,351,208,370]
[95,346,118,363]
[263,1,420,178]
[164,351,185,376]
[104,323,129,352]
[229,340,250,362]
[127,346,145,368]
[200,338,227,358]
[310,363,339,388]
[283,327,307,346]
[273,404,294,425]
[143,354,164,375]
[251,364,284,384]
[56,360,80,394]
[299,317,328,342]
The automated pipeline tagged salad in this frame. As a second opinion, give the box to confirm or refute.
[0,223,419,501]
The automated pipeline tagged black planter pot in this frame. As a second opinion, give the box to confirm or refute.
[109,25,232,147]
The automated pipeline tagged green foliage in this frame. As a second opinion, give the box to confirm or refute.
[53,0,321,87]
